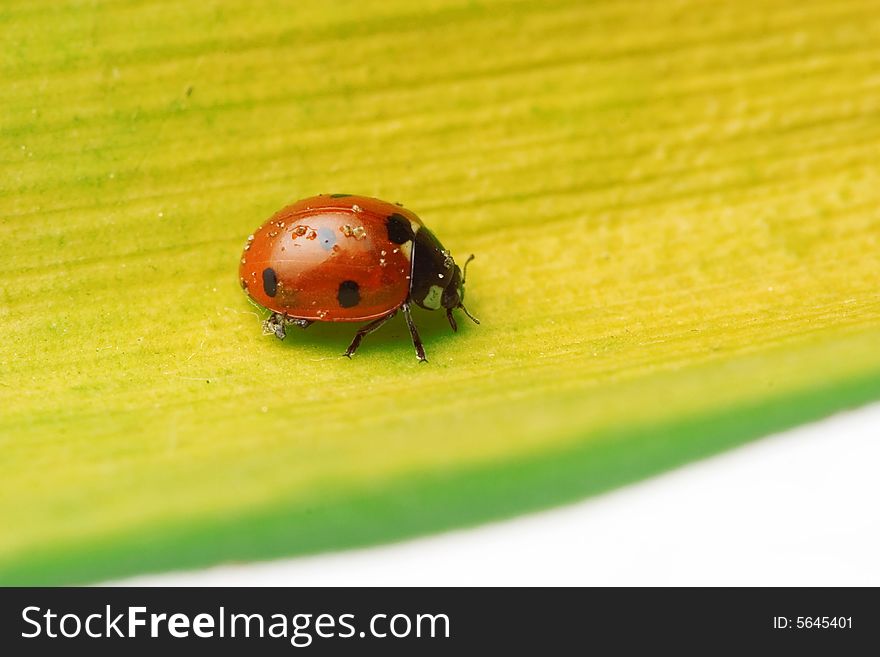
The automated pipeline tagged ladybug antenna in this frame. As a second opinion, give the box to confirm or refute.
[462,254,475,285]
[459,303,480,325]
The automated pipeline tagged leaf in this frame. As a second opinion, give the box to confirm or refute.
[1,0,879,584]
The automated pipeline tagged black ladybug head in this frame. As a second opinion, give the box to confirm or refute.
[410,228,478,332]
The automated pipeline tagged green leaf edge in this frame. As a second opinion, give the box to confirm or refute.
[3,368,878,585]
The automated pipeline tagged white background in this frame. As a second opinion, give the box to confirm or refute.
[115,402,880,586]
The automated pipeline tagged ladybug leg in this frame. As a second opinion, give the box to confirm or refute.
[262,312,288,340]
[446,308,458,333]
[402,302,427,362]
[263,314,312,340]
[344,309,398,359]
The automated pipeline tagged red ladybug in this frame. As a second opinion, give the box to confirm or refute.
[239,194,478,361]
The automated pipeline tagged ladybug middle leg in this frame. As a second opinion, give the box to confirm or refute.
[344,309,398,359]
[402,302,427,363]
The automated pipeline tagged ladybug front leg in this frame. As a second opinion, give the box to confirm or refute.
[402,302,427,362]
[344,309,398,359]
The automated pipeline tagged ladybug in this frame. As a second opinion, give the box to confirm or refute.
[239,194,478,361]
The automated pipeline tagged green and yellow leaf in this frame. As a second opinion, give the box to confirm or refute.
[1,0,879,583]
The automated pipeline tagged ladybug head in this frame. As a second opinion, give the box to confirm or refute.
[410,228,479,331]
[440,255,479,332]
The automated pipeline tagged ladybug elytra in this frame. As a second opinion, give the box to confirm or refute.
[239,194,478,361]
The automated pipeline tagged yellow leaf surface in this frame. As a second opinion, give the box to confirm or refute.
[1,0,879,583]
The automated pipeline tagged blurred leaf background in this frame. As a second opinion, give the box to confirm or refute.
[1,0,879,584]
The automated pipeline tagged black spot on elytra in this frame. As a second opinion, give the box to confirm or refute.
[337,280,361,308]
[330,193,352,198]
[262,268,278,297]
[387,213,414,244]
